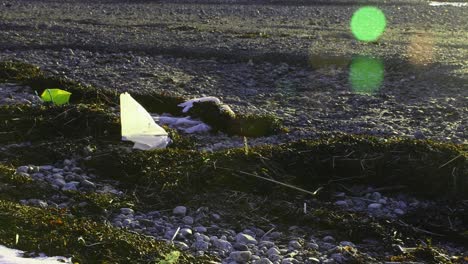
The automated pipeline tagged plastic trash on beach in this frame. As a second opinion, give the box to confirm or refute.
[120,92,170,150]
[155,115,211,134]
[0,244,72,263]
[40,88,71,105]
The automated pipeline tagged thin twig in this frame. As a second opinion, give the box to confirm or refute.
[170,227,181,242]
[439,154,462,169]
[216,166,318,196]
[260,227,275,240]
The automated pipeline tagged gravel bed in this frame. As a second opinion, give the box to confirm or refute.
[15,160,467,264]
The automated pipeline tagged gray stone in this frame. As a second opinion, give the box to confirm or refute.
[269,231,282,239]
[180,228,193,237]
[81,179,96,189]
[229,251,252,263]
[368,203,382,210]
[62,181,79,191]
[192,240,209,251]
[211,213,221,221]
[31,173,45,179]
[52,178,66,187]
[52,173,64,179]
[120,208,134,215]
[414,130,426,139]
[259,240,275,249]
[306,242,319,250]
[268,254,282,262]
[173,206,187,216]
[323,236,335,243]
[370,192,382,201]
[122,219,132,226]
[288,240,301,249]
[236,233,257,245]
[195,233,210,242]
[267,247,280,256]
[182,216,194,225]
[193,226,207,233]
[174,241,189,251]
[63,159,73,166]
[378,198,387,204]
[331,253,345,263]
[213,238,233,252]
[233,243,249,251]
[339,241,355,247]
[394,208,405,215]
[281,258,297,264]
[16,166,29,173]
[307,257,320,263]
[255,258,273,264]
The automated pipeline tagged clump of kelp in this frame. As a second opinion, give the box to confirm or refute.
[0,200,215,263]
[0,164,217,263]
[0,60,283,137]
[86,135,467,202]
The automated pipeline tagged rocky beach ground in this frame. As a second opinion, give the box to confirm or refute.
[0,0,467,263]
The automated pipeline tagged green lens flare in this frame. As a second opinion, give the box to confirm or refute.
[351,7,386,42]
[349,56,384,95]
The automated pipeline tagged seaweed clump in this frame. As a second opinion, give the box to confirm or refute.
[0,103,120,144]
[86,135,468,205]
[0,60,286,137]
[0,200,216,263]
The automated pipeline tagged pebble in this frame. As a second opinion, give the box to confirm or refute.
[213,238,233,252]
[370,192,382,201]
[16,166,29,173]
[255,258,273,264]
[52,178,66,187]
[180,228,193,237]
[394,208,405,215]
[120,208,134,215]
[267,247,281,256]
[233,243,249,251]
[322,236,335,243]
[288,240,301,249]
[173,206,187,216]
[194,226,207,233]
[192,240,209,251]
[236,233,257,245]
[182,216,194,225]
[80,179,96,189]
[230,251,252,263]
[368,203,383,210]
[62,181,79,191]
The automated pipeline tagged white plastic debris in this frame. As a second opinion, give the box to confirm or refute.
[154,115,212,134]
[177,96,222,113]
[120,92,170,150]
[0,245,72,264]
[183,123,211,134]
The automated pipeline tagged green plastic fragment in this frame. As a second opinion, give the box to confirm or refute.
[40,88,71,105]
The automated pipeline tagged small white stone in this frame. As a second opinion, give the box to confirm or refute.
[368,203,382,210]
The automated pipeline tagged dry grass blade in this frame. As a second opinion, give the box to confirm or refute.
[216,166,318,196]
[439,154,462,169]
